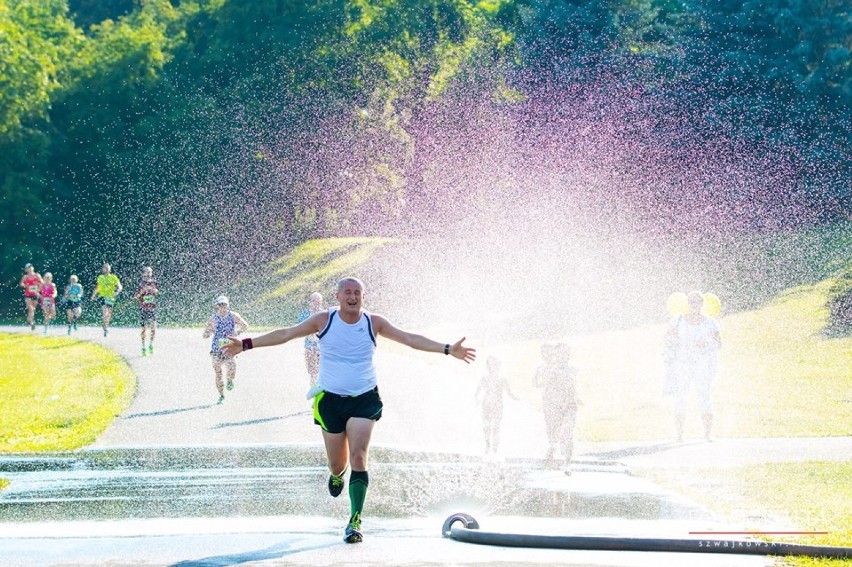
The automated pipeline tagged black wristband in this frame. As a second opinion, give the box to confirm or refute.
[444,344,450,355]
[242,338,253,351]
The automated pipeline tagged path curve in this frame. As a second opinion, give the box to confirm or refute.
[3,325,850,468]
[2,325,548,456]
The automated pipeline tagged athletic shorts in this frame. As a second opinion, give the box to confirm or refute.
[98,297,116,308]
[140,309,157,325]
[66,301,81,313]
[313,386,383,434]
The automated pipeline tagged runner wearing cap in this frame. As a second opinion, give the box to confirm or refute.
[202,296,249,404]
[19,263,43,331]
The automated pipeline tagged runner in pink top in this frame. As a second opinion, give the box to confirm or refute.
[19,263,43,331]
[39,272,58,334]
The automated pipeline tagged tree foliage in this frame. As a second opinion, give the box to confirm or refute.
[0,0,849,316]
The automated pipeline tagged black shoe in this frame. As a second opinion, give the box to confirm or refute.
[343,513,362,544]
[328,473,344,497]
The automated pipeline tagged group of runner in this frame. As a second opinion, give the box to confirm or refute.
[19,262,159,355]
[201,291,324,405]
[216,277,476,544]
[16,267,723,546]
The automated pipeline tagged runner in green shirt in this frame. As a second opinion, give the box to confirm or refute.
[90,263,123,337]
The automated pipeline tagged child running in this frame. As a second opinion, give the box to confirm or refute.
[202,296,248,404]
[19,263,43,331]
[475,355,518,457]
[133,266,159,356]
[533,343,580,474]
[39,273,58,334]
[64,275,84,334]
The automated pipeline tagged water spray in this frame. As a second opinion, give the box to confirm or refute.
[441,513,852,559]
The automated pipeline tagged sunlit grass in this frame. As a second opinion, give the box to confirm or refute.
[641,462,851,564]
[262,237,398,301]
[250,231,851,442]
[0,333,136,452]
[495,278,852,442]
[228,237,400,327]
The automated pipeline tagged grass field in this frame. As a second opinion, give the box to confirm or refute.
[0,333,136,452]
[488,277,852,442]
[216,226,852,442]
[642,461,852,566]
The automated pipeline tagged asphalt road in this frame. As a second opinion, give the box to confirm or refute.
[1,324,849,566]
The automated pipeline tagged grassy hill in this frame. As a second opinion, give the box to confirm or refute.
[205,222,852,441]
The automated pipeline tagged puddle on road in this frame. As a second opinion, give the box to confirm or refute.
[0,446,709,524]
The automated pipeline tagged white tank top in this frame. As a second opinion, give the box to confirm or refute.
[317,308,377,395]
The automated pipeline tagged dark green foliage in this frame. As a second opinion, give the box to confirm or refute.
[68,0,135,30]
[0,0,849,320]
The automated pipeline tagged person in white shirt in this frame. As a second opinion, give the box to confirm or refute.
[665,290,721,441]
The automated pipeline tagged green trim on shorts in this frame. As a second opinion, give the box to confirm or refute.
[313,391,328,431]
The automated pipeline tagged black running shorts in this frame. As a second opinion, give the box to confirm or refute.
[140,309,157,325]
[313,386,383,434]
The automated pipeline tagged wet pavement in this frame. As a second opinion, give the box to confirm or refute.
[2,326,845,565]
[0,446,772,566]
[0,447,696,524]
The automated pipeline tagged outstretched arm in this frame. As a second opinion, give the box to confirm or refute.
[232,312,249,335]
[220,312,328,356]
[202,317,215,338]
[371,314,476,363]
[504,379,520,400]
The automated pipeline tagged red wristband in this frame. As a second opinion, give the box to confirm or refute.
[242,338,253,351]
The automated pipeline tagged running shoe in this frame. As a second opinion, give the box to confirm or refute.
[67,326,71,335]
[148,344,154,355]
[217,395,225,405]
[72,322,77,331]
[30,323,35,331]
[328,473,345,497]
[142,347,147,357]
[103,328,108,337]
[226,379,234,391]
[343,513,362,544]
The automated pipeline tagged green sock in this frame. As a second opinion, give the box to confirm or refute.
[349,470,369,519]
